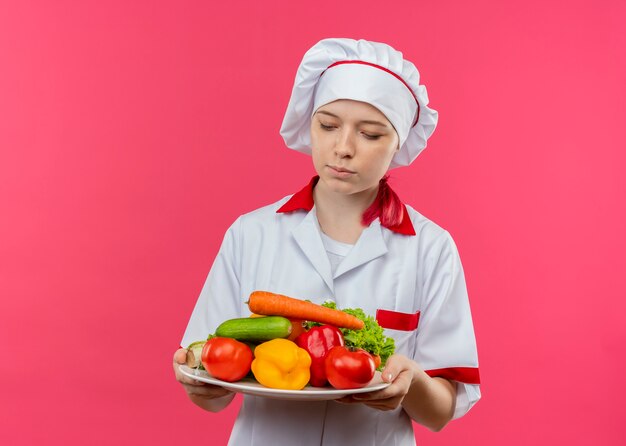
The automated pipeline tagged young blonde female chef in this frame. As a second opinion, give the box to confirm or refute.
[173,38,481,445]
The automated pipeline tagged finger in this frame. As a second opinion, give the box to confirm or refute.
[356,371,413,402]
[383,373,413,398]
[334,395,362,404]
[173,363,207,386]
[390,369,414,391]
[185,384,232,398]
[354,383,400,401]
[188,388,233,404]
[363,400,397,411]
[363,394,404,410]
[353,390,387,401]
[182,382,225,393]
[175,370,204,384]
[381,354,405,383]
[181,377,208,386]
[173,348,188,364]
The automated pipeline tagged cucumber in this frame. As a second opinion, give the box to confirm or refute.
[215,316,292,342]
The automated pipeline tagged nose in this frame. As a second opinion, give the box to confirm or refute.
[334,129,355,158]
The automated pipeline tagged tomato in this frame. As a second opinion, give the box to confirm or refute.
[324,346,376,389]
[201,337,253,382]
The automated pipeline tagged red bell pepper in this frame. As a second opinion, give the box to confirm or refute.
[295,325,344,387]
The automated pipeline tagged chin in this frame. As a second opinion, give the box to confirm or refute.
[324,177,370,196]
[319,175,353,191]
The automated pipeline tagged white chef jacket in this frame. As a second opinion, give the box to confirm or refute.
[181,177,481,446]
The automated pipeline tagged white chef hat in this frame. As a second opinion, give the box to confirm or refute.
[280,38,438,168]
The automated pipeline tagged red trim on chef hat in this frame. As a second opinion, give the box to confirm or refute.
[322,60,421,127]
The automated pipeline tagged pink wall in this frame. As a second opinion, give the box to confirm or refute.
[1,1,625,444]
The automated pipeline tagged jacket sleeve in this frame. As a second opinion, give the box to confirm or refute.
[414,230,481,420]
[180,217,243,348]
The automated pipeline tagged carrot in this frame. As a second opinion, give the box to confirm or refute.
[248,291,365,330]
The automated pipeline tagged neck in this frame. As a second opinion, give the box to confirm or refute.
[313,178,379,243]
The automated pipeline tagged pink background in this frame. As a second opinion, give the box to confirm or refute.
[1,1,625,444]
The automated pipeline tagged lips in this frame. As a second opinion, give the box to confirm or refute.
[327,165,356,179]
[329,165,356,174]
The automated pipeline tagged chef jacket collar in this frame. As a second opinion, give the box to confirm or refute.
[277,176,416,236]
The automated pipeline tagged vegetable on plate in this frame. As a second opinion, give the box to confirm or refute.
[248,291,365,330]
[201,337,253,382]
[187,292,395,392]
[287,318,306,341]
[215,316,293,342]
[325,346,376,389]
[185,340,206,368]
[251,338,311,390]
[295,325,344,387]
[307,301,395,370]
[249,313,306,341]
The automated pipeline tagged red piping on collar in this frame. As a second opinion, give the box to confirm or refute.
[276,176,416,236]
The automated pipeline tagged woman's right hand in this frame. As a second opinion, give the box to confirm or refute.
[173,348,236,412]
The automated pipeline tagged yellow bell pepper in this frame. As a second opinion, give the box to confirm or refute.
[251,338,311,390]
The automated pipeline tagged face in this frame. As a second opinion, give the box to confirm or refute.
[310,99,399,196]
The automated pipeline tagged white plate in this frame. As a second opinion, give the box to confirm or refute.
[179,365,390,401]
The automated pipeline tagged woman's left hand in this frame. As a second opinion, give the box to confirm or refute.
[336,354,419,411]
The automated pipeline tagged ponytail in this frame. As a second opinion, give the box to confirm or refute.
[362,175,404,228]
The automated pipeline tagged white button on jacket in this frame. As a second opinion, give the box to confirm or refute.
[181,178,481,446]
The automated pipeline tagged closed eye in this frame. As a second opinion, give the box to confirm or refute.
[362,133,382,140]
[320,122,381,140]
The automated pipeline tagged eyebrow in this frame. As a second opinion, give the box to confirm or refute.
[315,110,389,128]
